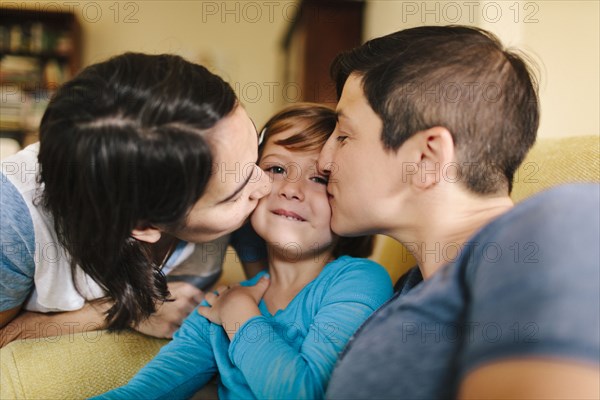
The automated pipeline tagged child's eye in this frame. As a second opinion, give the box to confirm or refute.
[266,166,285,175]
[311,176,329,185]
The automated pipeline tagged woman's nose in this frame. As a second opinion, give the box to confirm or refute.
[249,164,272,200]
[317,137,334,177]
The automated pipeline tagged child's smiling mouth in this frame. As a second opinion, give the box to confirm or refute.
[272,209,306,222]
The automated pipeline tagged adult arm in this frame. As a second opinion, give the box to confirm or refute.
[0,281,202,347]
[133,281,203,338]
[0,301,109,347]
[229,261,392,399]
[0,306,21,329]
[459,359,599,399]
[1,235,109,347]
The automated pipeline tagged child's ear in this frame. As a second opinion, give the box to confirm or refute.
[131,226,162,243]
[411,126,456,190]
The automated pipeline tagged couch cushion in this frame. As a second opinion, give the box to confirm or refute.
[0,330,167,399]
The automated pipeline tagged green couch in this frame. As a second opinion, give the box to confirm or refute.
[1,135,598,399]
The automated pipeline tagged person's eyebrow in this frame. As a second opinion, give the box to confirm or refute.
[336,110,350,122]
[336,111,354,131]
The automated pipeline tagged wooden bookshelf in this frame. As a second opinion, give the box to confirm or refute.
[0,7,81,146]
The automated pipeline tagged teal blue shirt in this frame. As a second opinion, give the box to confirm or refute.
[95,256,393,400]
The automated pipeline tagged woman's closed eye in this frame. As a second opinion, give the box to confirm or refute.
[311,175,328,185]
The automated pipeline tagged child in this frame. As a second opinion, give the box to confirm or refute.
[94,104,393,400]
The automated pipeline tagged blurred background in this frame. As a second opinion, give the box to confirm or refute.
[1,0,598,158]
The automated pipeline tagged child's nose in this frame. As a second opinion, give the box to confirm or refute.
[278,178,304,201]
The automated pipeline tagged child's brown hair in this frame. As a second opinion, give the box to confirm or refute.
[259,103,374,259]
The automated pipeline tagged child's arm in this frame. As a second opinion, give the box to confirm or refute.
[234,261,392,399]
[91,308,218,400]
[216,260,392,399]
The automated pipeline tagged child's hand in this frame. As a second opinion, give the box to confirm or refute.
[198,275,270,340]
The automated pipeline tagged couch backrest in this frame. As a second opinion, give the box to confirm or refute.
[511,135,600,202]
[370,135,600,283]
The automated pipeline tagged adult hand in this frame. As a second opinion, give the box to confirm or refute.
[198,275,270,340]
[134,281,204,339]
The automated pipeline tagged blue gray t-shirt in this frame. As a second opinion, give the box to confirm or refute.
[1,170,36,311]
[327,184,600,399]
[0,173,266,312]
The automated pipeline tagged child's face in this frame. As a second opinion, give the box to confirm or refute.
[251,130,334,256]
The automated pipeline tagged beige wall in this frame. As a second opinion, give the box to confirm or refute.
[7,0,298,128]
[364,0,600,138]
[6,1,597,136]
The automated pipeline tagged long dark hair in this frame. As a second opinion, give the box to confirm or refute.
[259,103,374,258]
[38,53,237,329]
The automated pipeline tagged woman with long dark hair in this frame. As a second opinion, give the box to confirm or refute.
[0,53,271,345]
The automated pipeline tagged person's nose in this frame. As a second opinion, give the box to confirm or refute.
[249,164,272,200]
[278,176,304,202]
[317,136,335,177]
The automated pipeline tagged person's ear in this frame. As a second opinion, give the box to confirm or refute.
[131,226,162,243]
[413,126,456,190]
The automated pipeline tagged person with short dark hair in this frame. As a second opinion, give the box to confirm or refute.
[0,53,272,345]
[317,26,599,399]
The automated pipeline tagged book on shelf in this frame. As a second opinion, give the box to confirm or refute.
[0,55,40,83]
[0,84,52,133]
[0,21,73,56]
[0,54,69,87]
[0,7,79,147]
